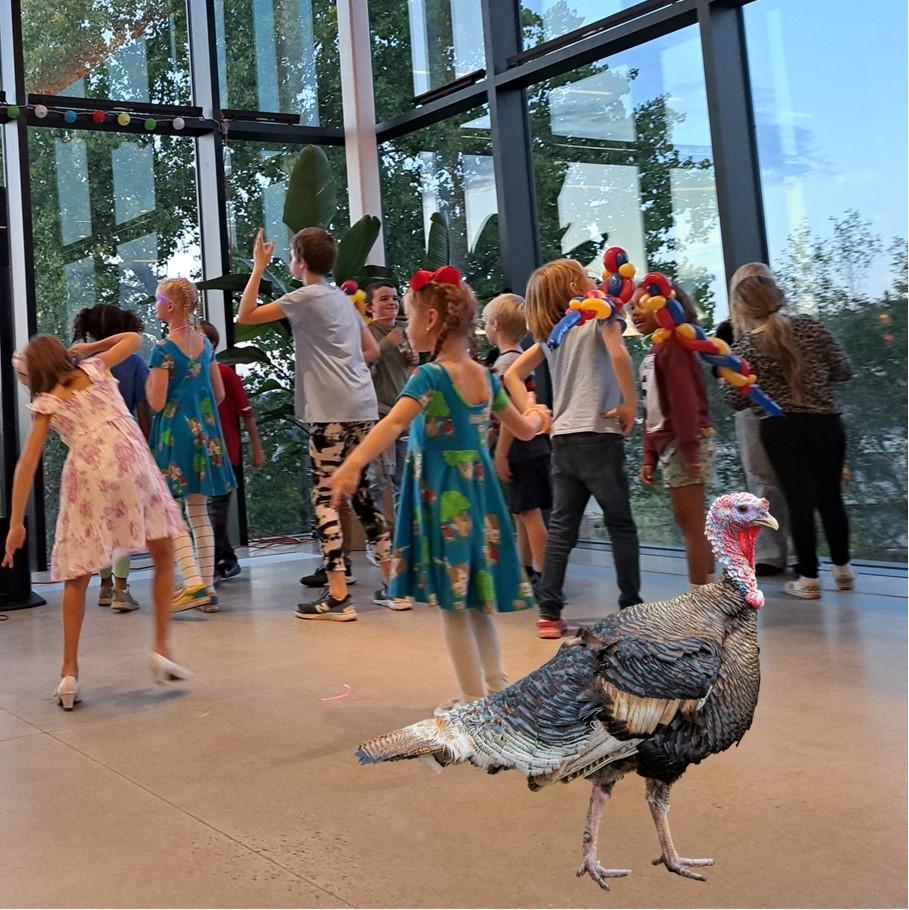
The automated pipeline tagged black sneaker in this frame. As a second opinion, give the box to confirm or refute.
[373,584,413,611]
[300,560,356,588]
[220,560,242,580]
[295,590,357,621]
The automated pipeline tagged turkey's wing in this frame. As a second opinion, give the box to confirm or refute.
[592,635,723,738]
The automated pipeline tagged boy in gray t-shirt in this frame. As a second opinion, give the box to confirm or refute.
[238,227,398,621]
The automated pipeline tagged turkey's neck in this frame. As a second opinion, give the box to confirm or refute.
[709,525,763,610]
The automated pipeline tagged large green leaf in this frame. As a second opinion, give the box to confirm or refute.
[196,273,274,296]
[217,345,272,366]
[232,317,293,343]
[334,215,382,285]
[425,211,450,270]
[283,145,338,232]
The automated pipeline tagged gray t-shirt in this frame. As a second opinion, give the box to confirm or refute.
[541,316,624,436]
[276,282,378,424]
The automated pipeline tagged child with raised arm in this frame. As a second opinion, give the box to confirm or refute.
[237,228,393,620]
[328,267,551,714]
[72,303,152,611]
[4,333,190,710]
[504,259,641,639]
[631,283,715,588]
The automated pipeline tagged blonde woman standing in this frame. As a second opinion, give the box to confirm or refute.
[725,274,853,599]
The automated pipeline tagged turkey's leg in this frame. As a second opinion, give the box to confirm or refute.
[576,777,632,890]
[646,778,714,881]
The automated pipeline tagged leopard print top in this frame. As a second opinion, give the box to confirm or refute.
[724,317,852,415]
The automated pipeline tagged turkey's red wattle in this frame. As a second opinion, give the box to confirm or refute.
[738,528,758,568]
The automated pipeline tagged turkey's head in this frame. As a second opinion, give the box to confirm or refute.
[706,493,778,608]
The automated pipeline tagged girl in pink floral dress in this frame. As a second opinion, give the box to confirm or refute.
[3,332,191,710]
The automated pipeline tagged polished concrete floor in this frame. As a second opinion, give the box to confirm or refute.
[0,545,905,908]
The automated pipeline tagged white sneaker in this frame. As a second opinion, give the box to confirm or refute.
[365,541,381,568]
[783,576,822,600]
[832,564,855,591]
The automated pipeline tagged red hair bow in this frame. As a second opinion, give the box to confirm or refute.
[409,265,461,292]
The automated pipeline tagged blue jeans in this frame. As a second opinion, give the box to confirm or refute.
[368,434,408,515]
[538,433,641,618]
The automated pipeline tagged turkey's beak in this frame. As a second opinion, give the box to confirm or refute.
[754,512,779,530]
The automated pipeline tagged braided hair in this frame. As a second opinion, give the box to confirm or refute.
[157,277,200,322]
[411,279,477,361]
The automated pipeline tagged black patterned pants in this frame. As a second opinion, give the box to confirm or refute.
[309,421,391,573]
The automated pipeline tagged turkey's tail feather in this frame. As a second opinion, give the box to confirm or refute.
[357,717,476,766]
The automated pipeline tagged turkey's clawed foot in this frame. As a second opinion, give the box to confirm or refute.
[576,856,632,891]
[651,854,714,881]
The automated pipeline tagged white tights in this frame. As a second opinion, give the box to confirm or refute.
[172,493,214,590]
[440,610,508,703]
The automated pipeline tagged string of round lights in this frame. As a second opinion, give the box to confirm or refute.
[1,102,193,132]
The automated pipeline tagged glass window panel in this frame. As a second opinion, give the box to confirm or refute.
[112,142,156,225]
[224,141,349,537]
[745,0,908,561]
[21,0,190,104]
[521,0,644,48]
[54,137,93,245]
[529,25,729,546]
[371,1,486,122]
[379,105,502,300]
[29,127,201,554]
[214,0,342,124]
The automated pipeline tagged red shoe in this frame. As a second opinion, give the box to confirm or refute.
[537,618,566,639]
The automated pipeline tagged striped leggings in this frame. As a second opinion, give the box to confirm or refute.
[172,493,214,590]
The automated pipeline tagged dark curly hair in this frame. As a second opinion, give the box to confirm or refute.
[72,303,144,342]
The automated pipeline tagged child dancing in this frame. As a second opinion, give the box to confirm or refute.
[4,333,190,710]
[631,284,714,587]
[328,267,551,713]
[72,303,151,611]
[484,292,551,591]
[504,259,640,638]
[147,278,235,612]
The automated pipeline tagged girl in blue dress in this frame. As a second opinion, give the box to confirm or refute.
[147,278,235,612]
[328,266,551,713]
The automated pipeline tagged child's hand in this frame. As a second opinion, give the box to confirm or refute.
[603,402,635,436]
[640,464,654,486]
[328,461,362,509]
[494,450,512,483]
[69,342,97,359]
[251,447,266,470]
[252,228,276,272]
[2,522,25,568]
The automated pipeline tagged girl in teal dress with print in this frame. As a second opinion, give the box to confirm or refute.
[329,266,551,714]
[147,278,235,613]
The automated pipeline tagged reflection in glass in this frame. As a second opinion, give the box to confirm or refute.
[745,0,907,561]
[54,138,92,245]
[117,233,159,312]
[21,0,190,103]
[521,0,642,47]
[63,257,97,319]
[380,106,502,300]
[214,0,341,124]
[370,1,486,122]
[529,25,725,318]
[112,143,156,225]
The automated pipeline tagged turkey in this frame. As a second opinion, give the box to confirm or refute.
[357,492,778,891]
